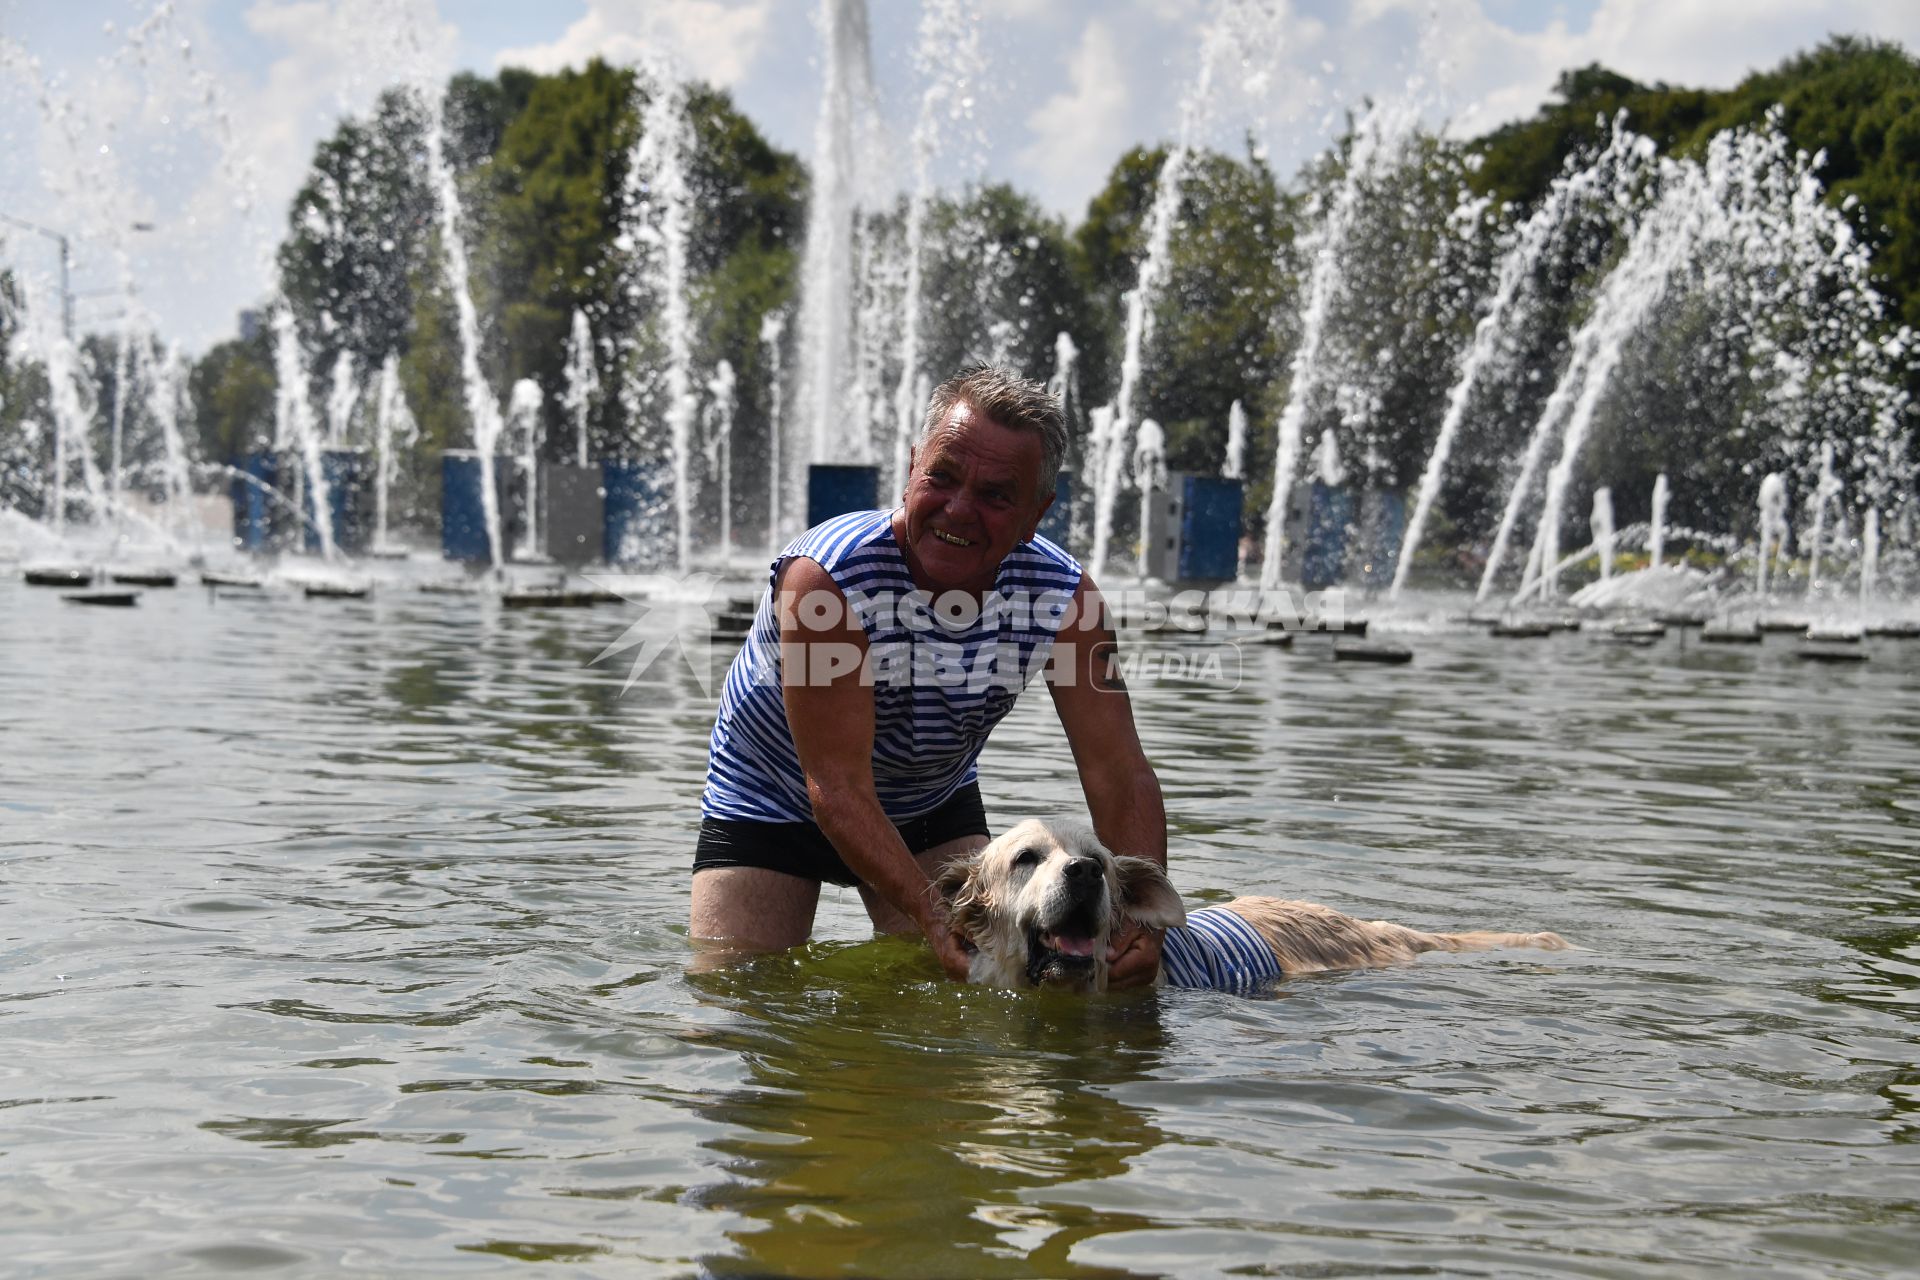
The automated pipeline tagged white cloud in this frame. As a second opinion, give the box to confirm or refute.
[208,1,454,288]
[493,0,773,87]
[1014,18,1135,214]
[1576,0,1920,88]
[1428,0,1920,137]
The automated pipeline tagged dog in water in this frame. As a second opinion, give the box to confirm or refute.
[935,818,1570,993]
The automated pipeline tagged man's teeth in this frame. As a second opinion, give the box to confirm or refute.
[933,530,972,546]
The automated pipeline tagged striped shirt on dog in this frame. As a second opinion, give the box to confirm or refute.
[1160,906,1286,992]
[702,508,1083,824]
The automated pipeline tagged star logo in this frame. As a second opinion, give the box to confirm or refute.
[585,572,724,697]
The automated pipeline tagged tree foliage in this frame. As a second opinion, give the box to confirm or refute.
[1475,36,1920,330]
[140,33,1920,551]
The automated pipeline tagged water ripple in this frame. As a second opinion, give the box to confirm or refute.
[3,580,1918,1276]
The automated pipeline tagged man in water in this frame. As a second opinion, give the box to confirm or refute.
[691,365,1167,985]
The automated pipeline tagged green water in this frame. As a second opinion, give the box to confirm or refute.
[3,578,1917,1277]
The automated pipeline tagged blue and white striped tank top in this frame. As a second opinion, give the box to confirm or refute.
[1160,906,1286,991]
[701,508,1084,824]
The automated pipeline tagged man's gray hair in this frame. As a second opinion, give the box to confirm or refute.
[919,364,1068,504]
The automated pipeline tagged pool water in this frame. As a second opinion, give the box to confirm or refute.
[3,578,1917,1277]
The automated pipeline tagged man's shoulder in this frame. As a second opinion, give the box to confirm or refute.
[785,509,896,565]
[1003,531,1083,588]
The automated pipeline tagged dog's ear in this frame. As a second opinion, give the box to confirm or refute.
[934,852,990,940]
[1115,856,1186,929]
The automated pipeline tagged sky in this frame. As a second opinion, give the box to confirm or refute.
[3,0,1918,354]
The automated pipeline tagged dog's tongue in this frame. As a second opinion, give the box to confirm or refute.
[1044,932,1097,958]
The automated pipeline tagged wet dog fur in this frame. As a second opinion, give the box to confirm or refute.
[935,818,1571,992]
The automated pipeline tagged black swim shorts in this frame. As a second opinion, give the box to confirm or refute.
[692,783,990,887]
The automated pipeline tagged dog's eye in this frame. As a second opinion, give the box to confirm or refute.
[1012,847,1042,869]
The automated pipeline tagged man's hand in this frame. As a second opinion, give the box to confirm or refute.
[922,902,976,981]
[1106,919,1164,990]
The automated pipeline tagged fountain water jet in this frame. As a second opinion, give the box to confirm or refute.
[760,310,788,548]
[272,308,334,560]
[505,379,543,561]
[1485,155,1715,603]
[421,87,505,570]
[1757,472,1789,598]
[1223,399,1247,481]
[705,360,737,563]
[134,339,195,539]
[371,355,415,552]
[1488,115,1911,605]
[1261,93,1421,592]
[1589,487,1615,586]
[107,334,132,522]
[1649,473,1670,570]
[562,309,599,470]
[796,0,881,476]
[1393,121,1652,597]
[1083,404,1116,559]
[1089,156,1184,572]
[1089,4,1262,575]
[1805,440,1840,597]
[623,59,699,573]
[325,352,358,447]
[1861,509,1880,609]
[1046,331,1080,422]
[1133,419,1167,580]
[45,331,101,536]
[890,0,982,495]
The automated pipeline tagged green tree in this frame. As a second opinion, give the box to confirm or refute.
[277,88,435,380]
[481,58,637,432]
[479,64,806,467]
[0,269,54,515]
[1474,37,1920,330]
[920,183,1095,385]
[1074,144,1293,528]
[1473,66,1713,211]
[188,326,276,464]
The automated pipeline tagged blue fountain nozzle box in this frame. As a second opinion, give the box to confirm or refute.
[1290,482,1406,589]
[303,448,371,556]
[441,451,526,564]
[1035,469,1072,550]
[1177,474,1243,583]
[807,464,879,529]
[1352,488,1406,589]
[1142,471,1244,585]
[1303,481,1352,589]
[603,458,671,568]
[232,448,286,553]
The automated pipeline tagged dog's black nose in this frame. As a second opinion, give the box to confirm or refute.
[1064,858,1099,883]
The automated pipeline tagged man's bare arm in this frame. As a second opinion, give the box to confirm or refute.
[1047,576,1167,863]
[1047,575,1169,987]
[779,557,972,979]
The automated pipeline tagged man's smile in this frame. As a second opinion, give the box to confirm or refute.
[932,529,974,547]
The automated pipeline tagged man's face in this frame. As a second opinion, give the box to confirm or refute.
[897,400,1052,595]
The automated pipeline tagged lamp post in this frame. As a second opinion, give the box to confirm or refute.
[0,211,74,339]
[3,215,154,533]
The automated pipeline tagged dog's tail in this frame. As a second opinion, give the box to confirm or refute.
[1224,898,1571,973]
[1397,927,1573,954]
